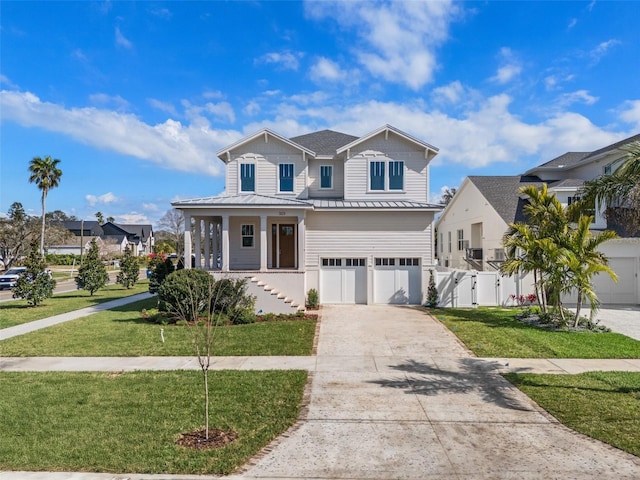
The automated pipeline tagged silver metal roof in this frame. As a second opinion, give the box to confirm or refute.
[310,199,442,210]
[173,194,312,207]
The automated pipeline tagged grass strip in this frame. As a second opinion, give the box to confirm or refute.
[506,371,640,458]
[0,370,307,474]
[0,297,316,356]
[0,281,150,329]
[433,307,640,358]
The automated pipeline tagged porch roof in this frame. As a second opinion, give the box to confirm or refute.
[310,199,442,210]
[172,193,313,208]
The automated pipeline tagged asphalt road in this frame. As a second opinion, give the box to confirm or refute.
[0,271,120,302]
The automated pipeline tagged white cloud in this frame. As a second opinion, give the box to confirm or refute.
[149,7,171,19]
[557,90,598,107]
[309,57,347,83]
[244,100,261,116]
[115,26,133,49]
[305,0,461,90]
[1,89,234,176]
[432,81,466,104]
[147,98,178,116]
[86,192,118,206]
[568,18,577,29]
[89,93,130,111]
[490,48,522,84]
[0,74,19,89]
[589,39,620,63]
[142,203,159,211]
[619,100,640,130]
[202,90,224,100]
[117,212,149,224]
[256,51,303,71]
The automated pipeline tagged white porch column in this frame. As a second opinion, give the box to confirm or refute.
[212,220,219,269]
[297,214,305,271]
[194,217,202,269]
[183,213,192,270]
[260,214,268,272]
[204,219,211,270]
[221,214,230,272]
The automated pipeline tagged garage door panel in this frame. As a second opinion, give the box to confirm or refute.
[320,268,344,304]
[374,262,422,305]
[320,259,367,304]
[595,258,637,305]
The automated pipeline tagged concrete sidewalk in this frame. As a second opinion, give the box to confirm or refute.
[0,292,154,340]
[2,305,640,480]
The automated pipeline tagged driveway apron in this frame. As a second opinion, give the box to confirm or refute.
[242,304,640,480]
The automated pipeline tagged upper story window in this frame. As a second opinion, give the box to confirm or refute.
[457,229,465,251]
[279,163,294,193]
[240,163,255,192]
[320,165,333,189]
[369,160,404,191]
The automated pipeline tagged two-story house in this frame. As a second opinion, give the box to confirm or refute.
[173,124,441,312]
[435,133,640,306]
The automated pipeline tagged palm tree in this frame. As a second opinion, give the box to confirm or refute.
[561,216,618,326]
[580,140,640,235]
[28,156,63,254]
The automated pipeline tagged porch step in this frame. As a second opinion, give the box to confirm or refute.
[243,273,304,314]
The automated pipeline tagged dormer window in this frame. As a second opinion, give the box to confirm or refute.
[604,164,612,175]
[240,163,255,192]
[369,160,404,191]
[320,165,333,189]
[279,163,294,193]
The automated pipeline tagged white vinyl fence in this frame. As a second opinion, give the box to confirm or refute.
[435,269,535,308]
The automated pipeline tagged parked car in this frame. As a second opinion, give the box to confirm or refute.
[0,267,27,290]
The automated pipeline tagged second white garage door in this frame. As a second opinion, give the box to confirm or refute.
[595,257,638,305]
[374,257,422,304]
[320,258,367,304]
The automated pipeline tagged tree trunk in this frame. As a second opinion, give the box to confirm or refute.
[203,368,209,439]
[573,290,583,328]
[40,191,47,255]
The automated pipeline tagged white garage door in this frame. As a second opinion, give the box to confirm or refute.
[320,258,367,304]
[374,257,422,304]
[595,257,638,305]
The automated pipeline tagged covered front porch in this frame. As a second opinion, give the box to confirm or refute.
[179,203,311,273]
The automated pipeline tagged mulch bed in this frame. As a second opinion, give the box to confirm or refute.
[176,427,238,450]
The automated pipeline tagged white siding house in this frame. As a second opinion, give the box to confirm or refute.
[174,125,441,312]
[436,134,640,306]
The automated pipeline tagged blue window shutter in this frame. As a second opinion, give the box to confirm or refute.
[320,165,332,188]
[370,161,385,190]
[241,164,255,192]
[280,163,294,192]
[389,161,403,190]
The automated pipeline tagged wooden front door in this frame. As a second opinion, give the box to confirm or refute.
[277,224,296,268]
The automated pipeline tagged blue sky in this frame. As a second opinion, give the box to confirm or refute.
[1,0,639,226]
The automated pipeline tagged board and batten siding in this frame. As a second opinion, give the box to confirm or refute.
[344,134,429,202]
[307,158,345,198]
[224,137,308,198]
[305,211,434,266]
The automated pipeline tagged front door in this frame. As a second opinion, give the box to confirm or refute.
[278,224,296,268]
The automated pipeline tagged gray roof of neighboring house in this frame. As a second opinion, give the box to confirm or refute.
[581,132,640,161]
[548,178,585,189]
[468,175,545,224]
[290,130,359,156]
[118,224,153,241]
[535,152,590,169]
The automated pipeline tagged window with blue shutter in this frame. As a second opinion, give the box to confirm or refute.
[240,164,255,192]
[320,165,333,189]
[279,163,294,192]
[370,161,385,190]
[389,161,404,190]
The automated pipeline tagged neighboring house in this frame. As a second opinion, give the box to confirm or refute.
[436,133,640,305]
[49,221,154,257]
[173,124,441,312]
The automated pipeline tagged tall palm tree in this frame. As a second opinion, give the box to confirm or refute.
[580,140,640,235]
[561,215,618,326]
[28,155,62,254]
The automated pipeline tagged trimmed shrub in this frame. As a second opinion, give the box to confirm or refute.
[148,257,175,294]
[306,288,319,309]
[158,269,215,322]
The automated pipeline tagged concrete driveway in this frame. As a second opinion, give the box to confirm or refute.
[241,304,640,480]
[593,305,640,341]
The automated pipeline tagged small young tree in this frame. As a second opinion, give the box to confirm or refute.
[75,239,109,295]
[116,246,139,288]
[426,269,438,307]
[12,243,56,306]
[149,256,176,294]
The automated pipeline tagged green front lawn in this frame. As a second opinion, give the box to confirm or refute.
[0,297,316,356]
[0,281,150,329]
[434,307,640,358]
[506,372,640,458]
[0,370,307,475]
